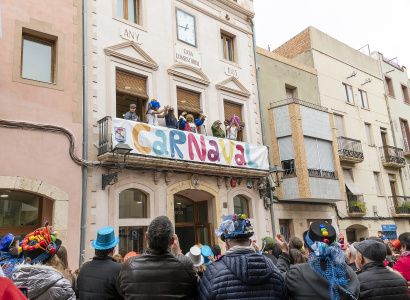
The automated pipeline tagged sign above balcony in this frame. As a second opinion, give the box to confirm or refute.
[120,27,143,44]
[224,66,239,78]
[175,44,201,69]
[112,118,269,170]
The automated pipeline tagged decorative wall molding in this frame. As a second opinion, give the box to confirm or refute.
[168,62,210,86]
[104,41,159,70]
[214,0,255,18]
[216,76,251,97]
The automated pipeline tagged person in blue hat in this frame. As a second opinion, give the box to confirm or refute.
[201,245,214,266]
[0,233,22,268]
[77,226,122,300]
[199,214,287,300]
[146,99,168,126]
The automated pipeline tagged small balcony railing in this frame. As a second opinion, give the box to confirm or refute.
[282,168,297,179]
[308,168,337,179]
[380,146,405,168]
[390,196,410,214]
[337,136,364,163]
[98,116,111,155]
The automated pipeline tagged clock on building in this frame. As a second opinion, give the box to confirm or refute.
[176,8,196,47]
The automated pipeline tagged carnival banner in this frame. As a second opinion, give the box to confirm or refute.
[112,118,269,170]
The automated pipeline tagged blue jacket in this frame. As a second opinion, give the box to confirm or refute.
[0,251,22,266]
[199,250,288,300]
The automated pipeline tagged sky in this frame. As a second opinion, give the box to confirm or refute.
[254,0,410,71]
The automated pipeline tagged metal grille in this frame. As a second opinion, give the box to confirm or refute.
[177,88,201,113]
[116,70,148,99]
[224,101,242,122]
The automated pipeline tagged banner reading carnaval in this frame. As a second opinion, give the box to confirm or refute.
[112,118,270,170]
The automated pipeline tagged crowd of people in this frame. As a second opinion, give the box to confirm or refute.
[124,100,244,141]
[1,215,410,299]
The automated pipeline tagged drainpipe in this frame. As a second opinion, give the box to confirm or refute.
[248,17,276,237]
[79,0,88,267]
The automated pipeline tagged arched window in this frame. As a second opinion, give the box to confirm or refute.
[119,189,148,219]
[233,195,250,217]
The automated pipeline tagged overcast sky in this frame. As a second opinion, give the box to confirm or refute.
[254,0,410,72]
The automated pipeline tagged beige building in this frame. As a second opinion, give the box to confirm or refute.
[272,27,410,241]
[0,0,83,269]
[83,0,271,260]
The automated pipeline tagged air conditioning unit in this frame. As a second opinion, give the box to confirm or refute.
[373,206,378,213]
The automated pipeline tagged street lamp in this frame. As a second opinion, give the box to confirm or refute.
[102,142,132,190]
[269,164,285,187]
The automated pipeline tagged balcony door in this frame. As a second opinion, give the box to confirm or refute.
[334,115,345,137]
[381,130,389,160]
[174,195,211,254]
[389,175,398,206]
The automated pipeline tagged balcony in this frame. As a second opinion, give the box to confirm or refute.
[282,168,297,179]
[390,196,410,216]
[380,146,406,169]
[337,136,364,164]
[347,193,366,217]
[97,117,269,178]
[308,168,338,179]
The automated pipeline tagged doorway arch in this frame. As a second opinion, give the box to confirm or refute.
[345,224,369,243]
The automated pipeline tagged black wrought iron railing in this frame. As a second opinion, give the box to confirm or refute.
[337,136,364,160]
[282,168,297,178]
[389,196,410,214]
[380,146,405,165]
[308,168,337,179]
[98,116,111,155]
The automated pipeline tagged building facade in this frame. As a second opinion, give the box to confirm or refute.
[272,27,410,241]
[84,0,270,260]
[0,0,83,268]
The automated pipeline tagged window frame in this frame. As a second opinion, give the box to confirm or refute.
[117,0,140,24]
[401,83,410,104]
[21,33,56,83]
[364,123,373,145]
[358,89,369,109]
[118,188,149,219]
[221,32,235,62]
[342,83,355,105]
[233,195,250,218]
[399,118,410,153]
[373,172,383,196]
[385,75,395,98]
[223,100,244,142]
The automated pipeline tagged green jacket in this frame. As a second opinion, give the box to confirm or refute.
[211,123,225,138]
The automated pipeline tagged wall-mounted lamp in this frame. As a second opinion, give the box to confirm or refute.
[102,142,132,190]
[361,78,372,86]
[346,71,357,79]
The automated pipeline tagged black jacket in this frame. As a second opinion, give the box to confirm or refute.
[117,248,199,300]
[199,249,287,300]
[77,256,122,300]
[357,262,409,300]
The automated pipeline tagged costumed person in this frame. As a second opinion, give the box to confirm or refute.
[179,111,205,133]
[393,232,410,295]
[185,246,205,278]
[124,103,140,122]
[198,214,287,300]
[275,221,360,300]
[0,233,22,269]
[146,99,168,126]
[165,107,179,129]
[225,115,244,141]
[11,223,76,300]
[211,120,225,138]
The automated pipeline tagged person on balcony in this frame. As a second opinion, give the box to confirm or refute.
[165,107,179,129]
[179,112,205,134]
[146,99,168,126]
[124,103,140,122]
[225,115,244,141]
[211,120,225,138]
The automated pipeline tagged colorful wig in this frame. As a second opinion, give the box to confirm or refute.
[146,99,160,114]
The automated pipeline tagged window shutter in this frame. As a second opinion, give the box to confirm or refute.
[116,70,148,99]
[334,115,345,137]
[177,88,202,114]
[317,140,335,171]
[305,137,320,169]
[278,136,294,161]
[224,101,242,122]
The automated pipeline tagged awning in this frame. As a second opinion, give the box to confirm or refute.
[343,169,362,196]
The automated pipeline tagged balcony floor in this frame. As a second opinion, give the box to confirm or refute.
[382,161,406,169]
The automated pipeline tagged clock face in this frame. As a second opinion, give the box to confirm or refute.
[176,9,196,47]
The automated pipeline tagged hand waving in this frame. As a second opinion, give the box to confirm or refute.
[275,234,289,254]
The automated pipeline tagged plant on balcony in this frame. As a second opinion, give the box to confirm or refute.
[396,202,410,214]
[348,201,367,214]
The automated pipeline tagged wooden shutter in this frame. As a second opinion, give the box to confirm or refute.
[116,70,148,99]
[177,88,202,113]
[224,101,242,122]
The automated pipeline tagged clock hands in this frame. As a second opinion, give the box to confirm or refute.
[178,24,189,31]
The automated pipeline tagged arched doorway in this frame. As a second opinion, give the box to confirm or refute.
[346,224,369,243]
[174,190,213,254]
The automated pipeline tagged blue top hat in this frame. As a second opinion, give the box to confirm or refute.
[201,245,214,266]
[0,233,18,252]
[92,227,120,250]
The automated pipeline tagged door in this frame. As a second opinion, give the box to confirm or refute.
[174,196,211,254]
[334,115,345,137]
[390,177,398,206]
[381,130,389,160]
[279,220,289,242]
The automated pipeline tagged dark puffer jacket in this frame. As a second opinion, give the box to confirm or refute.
[76,256,122,300]
[198,249,287,300]
[117,248,199,299]
[357,262,409,300]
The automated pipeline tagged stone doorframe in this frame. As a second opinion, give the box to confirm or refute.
[0,176,69,244]
[166,179,224,249]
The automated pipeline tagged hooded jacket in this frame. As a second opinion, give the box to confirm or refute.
[11,264,75,300]
[358,262,409,299]
[198,248,287,300]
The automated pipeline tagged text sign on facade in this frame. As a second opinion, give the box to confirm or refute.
[224,65,239,78]
[382,225,397,231]
[120,27,143,44]
[112,118,270,170]
[175,43,201,69]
